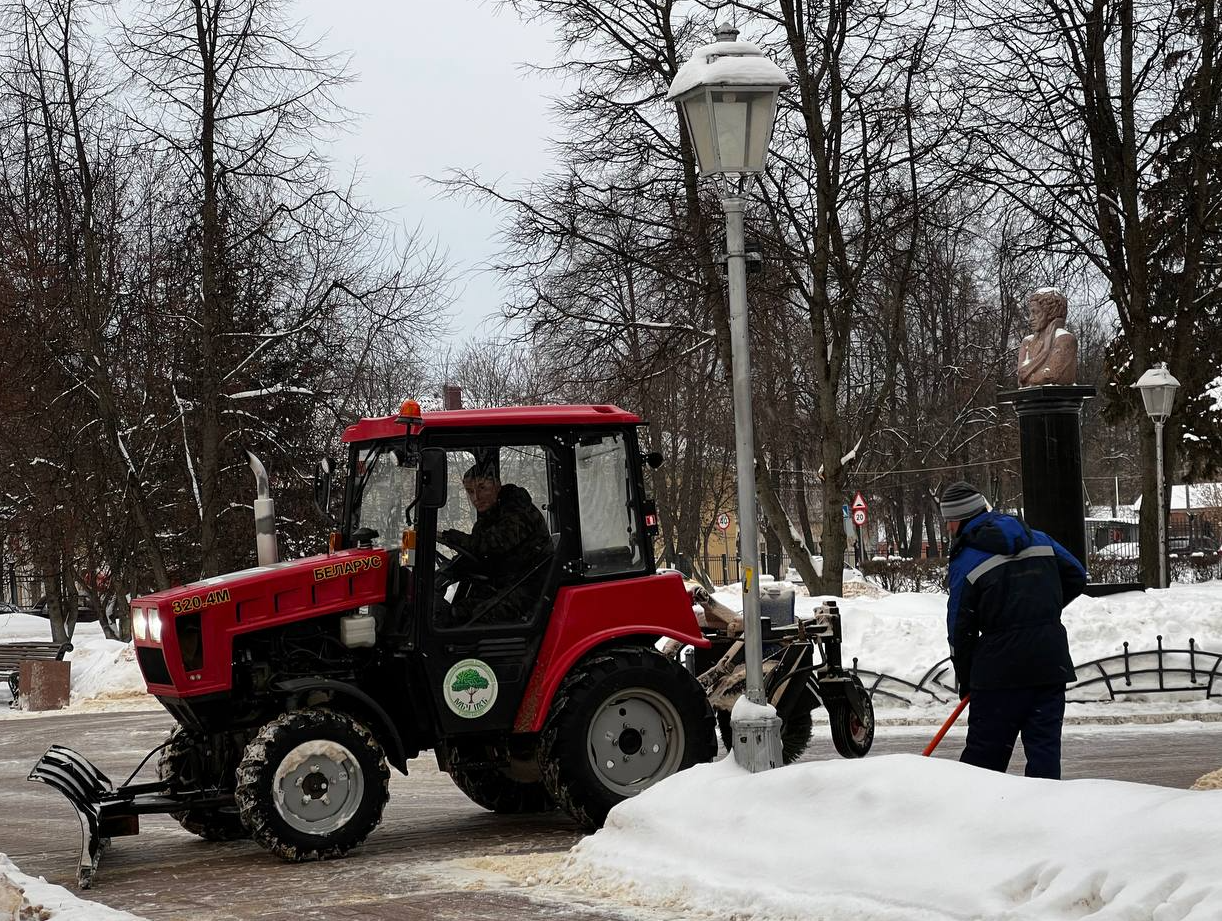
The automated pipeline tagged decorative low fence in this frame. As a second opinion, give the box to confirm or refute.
[851,636,1222,707]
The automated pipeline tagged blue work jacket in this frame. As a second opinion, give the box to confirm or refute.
[947,511,1087,692]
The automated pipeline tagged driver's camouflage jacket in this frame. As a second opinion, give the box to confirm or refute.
[441,484,552,588]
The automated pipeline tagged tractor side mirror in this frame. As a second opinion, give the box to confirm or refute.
[419,448,448,509]
[313,456,337,520]
[643,451,664,469]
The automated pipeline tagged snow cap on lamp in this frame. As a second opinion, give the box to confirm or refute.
[667,25,789,176]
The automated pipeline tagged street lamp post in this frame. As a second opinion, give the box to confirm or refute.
[668,25,788,773]
[1133,363,1181,589]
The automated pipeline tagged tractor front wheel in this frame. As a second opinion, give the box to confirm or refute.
[449,765,554,814]
[538,646,716,830]
[235,709,389,861]
[157,727,247,841]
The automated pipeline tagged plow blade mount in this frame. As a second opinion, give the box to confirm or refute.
[27,744,222,889]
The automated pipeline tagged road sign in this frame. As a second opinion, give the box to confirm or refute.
[851,491,868,512]
[715,512,731,531]
[852,508,868,527]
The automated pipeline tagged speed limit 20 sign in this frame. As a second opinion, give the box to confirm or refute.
[850,492,868,527]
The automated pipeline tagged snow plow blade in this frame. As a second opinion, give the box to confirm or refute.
[27,744,224,889]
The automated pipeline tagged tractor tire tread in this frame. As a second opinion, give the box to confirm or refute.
[538,645,715,830]
[156,727,248,841]
[449,765,555,814]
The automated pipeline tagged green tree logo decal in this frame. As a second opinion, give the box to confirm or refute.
[444,659,498,718]
[451,667,490,704]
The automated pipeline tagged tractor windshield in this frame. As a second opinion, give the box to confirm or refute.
[350,442,418,551]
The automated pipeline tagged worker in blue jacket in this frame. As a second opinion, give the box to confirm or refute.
[941,481,1087,779]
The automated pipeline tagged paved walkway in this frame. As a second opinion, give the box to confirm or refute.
[1,710,647,920]
[4,709,1220,919]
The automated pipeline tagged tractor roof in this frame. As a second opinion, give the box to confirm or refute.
[341,404,642,443]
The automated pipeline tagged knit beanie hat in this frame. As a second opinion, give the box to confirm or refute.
[939,481,989,522]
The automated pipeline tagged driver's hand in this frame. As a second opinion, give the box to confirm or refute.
[438,529,464,548]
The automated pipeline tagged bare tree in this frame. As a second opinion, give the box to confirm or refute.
[951,0,1222,583]
[120,0,449,576]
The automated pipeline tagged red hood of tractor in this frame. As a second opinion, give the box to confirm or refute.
[130,548,391,698]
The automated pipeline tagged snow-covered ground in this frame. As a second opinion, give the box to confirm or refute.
[533,754,1222,921]
[0,855,147,921]
[0,611,151,716]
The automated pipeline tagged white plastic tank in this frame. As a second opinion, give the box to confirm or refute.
[340,612,377,648]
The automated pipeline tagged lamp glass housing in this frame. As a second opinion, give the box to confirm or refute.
[1139,385,1175,421]
[1133,365,1180,423]
[679,86,780,176]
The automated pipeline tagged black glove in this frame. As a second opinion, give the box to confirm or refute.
[438,529,462,548]
[952,656,971,700]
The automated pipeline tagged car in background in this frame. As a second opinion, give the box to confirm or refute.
[1168,535,1221,558]
[24,598,100,623]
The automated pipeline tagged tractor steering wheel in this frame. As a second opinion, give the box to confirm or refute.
[433,537,485,593]
[435,535,481,567]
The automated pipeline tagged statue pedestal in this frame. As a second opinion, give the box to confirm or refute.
[997,385,1096,566]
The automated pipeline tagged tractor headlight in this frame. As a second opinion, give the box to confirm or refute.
[132,608,147,641]
[147,608,162,644]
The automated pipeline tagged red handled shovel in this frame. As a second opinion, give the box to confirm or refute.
[922,695,970,756]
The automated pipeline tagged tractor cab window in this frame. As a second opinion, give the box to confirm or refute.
[575,433,644,576]
[350,443,417,552]
[433,444,557,629]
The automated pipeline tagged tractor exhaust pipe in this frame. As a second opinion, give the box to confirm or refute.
[245,450,279,566]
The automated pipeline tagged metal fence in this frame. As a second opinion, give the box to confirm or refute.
[1087,512,1221,585]
[2,571,40,608]
[851,636,1222,707]
[672,553,804,586]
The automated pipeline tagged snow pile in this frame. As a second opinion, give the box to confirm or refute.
[0,611,148,711]
[0,855,147,921]
[555,754,1222,921]
[712,580,1222,690]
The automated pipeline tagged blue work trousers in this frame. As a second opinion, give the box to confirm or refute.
[960,685,1066,779]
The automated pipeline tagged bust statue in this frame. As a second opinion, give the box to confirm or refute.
[1017,287,1077,386]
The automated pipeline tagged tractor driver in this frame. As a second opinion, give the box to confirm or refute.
[435,461,553,626]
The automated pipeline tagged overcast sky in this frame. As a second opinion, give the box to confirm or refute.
[306,0,565,342]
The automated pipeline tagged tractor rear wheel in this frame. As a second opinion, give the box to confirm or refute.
[157,727,247,841]
[235,709,389,861]
[538,645,716,830]
[449,766,554,814]
[828,677,875,758]
[716,704,814,765]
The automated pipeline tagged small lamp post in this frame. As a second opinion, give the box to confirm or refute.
[1132,363,1180,589]
[668,26,788,773]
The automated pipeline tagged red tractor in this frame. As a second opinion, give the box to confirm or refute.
[30,403,717,887]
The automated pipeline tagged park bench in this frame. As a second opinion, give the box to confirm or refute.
[0,641,72,706]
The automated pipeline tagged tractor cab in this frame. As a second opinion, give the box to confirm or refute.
[323,403,665,736]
